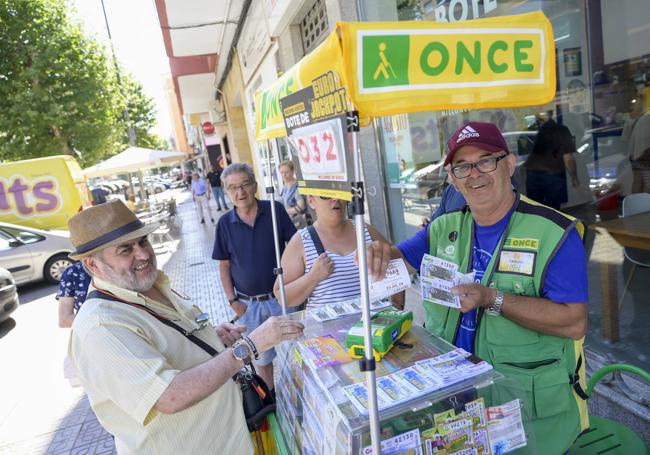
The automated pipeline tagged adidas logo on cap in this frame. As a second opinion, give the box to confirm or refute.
[456,125,480,143]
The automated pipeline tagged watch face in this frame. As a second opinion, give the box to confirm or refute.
[233,342,250,360]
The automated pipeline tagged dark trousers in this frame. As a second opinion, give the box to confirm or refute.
[526,170,567,210]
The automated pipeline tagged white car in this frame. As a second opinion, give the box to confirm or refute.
[0,222,74,285]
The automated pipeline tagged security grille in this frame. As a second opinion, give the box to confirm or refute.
[300,0,329,54]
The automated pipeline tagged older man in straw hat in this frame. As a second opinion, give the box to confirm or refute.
[67,200,304,454]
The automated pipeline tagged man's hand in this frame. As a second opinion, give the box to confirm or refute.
[216,322,246,346]
[231,300,248,318]
[359,240,392,282]
[451,283,496,313]
[248,316,304,353]
[309,253,334,282]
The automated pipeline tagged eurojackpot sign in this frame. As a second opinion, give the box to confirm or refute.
[255,12,555,141]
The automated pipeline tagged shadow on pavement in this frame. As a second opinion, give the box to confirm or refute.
[17,281,58,305]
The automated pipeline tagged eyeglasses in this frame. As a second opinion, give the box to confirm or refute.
[318,196,332,200]
[226,181,254,193]
[450,154,509,179]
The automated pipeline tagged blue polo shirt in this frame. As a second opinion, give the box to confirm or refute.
[212,199,296,295]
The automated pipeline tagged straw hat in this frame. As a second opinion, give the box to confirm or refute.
[68,200,159,260]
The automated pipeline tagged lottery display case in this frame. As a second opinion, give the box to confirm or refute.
[274,301,533,454]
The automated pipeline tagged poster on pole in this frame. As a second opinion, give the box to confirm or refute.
[279,71,356,201]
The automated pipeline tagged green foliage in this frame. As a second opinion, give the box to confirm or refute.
[118,76,170,152]
[0,0,166,167]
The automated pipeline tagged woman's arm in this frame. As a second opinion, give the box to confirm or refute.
[274,232,332,307]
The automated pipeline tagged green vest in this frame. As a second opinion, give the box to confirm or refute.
[425,194,589,454]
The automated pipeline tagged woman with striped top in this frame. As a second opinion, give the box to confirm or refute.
[274,195,390,309]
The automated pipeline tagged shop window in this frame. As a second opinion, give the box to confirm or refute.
[300,0,329,54]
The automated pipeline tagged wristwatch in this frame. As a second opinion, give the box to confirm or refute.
[228,297,239,305]
[487,290,505,315]
[231,339,253,365]
[242,335,259,360]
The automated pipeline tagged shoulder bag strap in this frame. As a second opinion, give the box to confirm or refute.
[307,225,325,256]
[87,289,218,357]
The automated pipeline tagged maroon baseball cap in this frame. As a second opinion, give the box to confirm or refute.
[444,121,509,166]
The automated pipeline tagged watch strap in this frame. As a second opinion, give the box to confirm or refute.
[488,289,505,315]
[242,336,259,360]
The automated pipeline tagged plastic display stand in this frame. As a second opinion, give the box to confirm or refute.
[272,302,529,454]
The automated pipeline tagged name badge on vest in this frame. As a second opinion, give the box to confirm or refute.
[498,250,536,276]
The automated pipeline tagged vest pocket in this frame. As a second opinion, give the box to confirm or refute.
[532,362,571,419]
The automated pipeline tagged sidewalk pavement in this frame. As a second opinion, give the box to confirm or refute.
[0,190,233,455]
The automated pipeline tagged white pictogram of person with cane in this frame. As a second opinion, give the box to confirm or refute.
[373,42,397,81]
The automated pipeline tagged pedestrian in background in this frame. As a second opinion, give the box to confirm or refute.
[524,116,580,209]
[278,160,309,228]
[56,261,91,328]
[191,171,214,224]
[212,163,296,388]
[206,164,229,211]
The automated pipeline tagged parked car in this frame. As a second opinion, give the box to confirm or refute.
[0,266,19,323]
[0,222,74,285]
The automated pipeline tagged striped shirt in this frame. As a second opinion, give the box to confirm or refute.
[300,223,372,307]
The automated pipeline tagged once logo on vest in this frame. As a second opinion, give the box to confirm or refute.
[448,231,458,242]
[504,237,539,250]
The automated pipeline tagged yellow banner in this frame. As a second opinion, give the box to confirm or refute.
[254,31,346,141]
[255,12,556,140]
[340,12,555,117]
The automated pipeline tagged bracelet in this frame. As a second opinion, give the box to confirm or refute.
[242,335,259,360]
[228,297,239,305]
[487,290,505,315]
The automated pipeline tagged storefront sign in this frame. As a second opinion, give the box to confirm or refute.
[279,72,355,200]
[237,0,272,84]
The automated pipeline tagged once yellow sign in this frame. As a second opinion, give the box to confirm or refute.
[340,12,556,117]
[255,12,556,141]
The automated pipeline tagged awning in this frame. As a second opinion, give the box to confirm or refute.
[255,12,556,141]
[83,147,187,178]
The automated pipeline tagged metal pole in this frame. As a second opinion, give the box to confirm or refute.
[264,141,287,315]
[349,112,381,454]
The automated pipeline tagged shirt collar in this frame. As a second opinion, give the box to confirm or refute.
[91,271,173,309]
[229,199,263,224]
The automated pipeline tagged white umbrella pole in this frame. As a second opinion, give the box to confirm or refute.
[349,112,381,454]
[264,141,287,315]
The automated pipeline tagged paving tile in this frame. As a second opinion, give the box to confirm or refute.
[43,423,82,454]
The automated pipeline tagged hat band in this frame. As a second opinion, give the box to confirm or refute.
[75,219,145,255]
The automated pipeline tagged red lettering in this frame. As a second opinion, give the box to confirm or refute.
[298,137,310,164]
[322,131,336,161]
[33,181,58,211]
[310,135,321,163]
[9,178,32,215]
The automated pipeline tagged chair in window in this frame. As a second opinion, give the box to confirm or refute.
[622,193,650,265]
[617,193,650,306]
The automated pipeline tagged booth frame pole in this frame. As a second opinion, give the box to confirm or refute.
[348,112,381,454]
[264,140,288,316]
